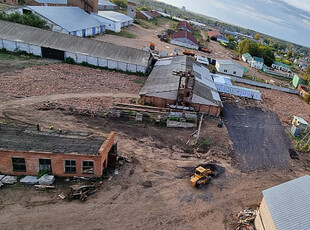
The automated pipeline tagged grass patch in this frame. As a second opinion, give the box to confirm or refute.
[139,17,178,29]
[244,74,265,83]
[0,49,39,61]
[105,30,137,38]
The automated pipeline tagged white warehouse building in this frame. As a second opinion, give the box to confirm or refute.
[91,11,133,32]
[215,60,244,77]
[0,20,151,73]
[23,6,105,37]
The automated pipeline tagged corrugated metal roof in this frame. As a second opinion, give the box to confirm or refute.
[171,31,198,46]
[140,56,222,106]
[35,0,67,4]
[217,59,244,70]
[242,53,252,59]
[253,56,264,63]
[25,6,102,32]
[262,175,310,230]
[0,20,150,67]
[98,0,116,7]
[96,11,133,23]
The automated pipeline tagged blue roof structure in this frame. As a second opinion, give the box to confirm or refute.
[96,11,133,23]
[25,6,103,32]
[263,175,310,230]
[99,0,116,7]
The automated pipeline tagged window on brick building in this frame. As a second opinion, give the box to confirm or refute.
[39,159,52,172]
[82,161,94,174]
[64,160,76,173]
[12,157,26,172]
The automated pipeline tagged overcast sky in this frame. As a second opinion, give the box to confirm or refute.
[158,0,310,47]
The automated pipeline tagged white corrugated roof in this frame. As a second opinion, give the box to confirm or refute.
[35,0,67,4]
[96,11,133,23]
[25,6,103,32]
[98,0,116,7]
[217,59,244,70]
[263,175,310,230]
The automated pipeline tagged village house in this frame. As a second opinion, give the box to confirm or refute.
[207,31,229,44]
[250,56,264,70]
[0,124,116,178]
[171,31,199,50]
[92,11,133,32]
[242,53,252,63]
[0,20,151,73]
[272,61,290,72]
[215,60,244,77]
[23,6,104,37]
[255,175,310,230]
[136,10,161,20]
[177,21,193,33]
[139,56,223,116]
[98,0,116,11]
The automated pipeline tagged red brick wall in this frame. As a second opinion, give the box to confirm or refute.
[141,95,221,116]
[0,132,115,178]
[136,11,147,20]
[0,0,18,5]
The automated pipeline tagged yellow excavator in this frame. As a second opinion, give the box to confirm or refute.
[190,166,217,189]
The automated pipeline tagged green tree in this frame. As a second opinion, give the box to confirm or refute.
[254,33,261,41]
[111,0,127,9]
[306,65,310,74]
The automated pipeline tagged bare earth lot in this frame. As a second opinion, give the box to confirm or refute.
[0,23,310,229]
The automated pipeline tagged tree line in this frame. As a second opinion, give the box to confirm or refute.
[0,12,48,29]
[238,39,275,66]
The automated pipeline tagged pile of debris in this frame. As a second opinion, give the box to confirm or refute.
[59,183,101,202]
[235,209,257,230]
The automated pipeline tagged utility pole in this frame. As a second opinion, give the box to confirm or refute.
[196,113,204,143]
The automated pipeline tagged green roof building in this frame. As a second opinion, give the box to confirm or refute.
[292,74,305,88]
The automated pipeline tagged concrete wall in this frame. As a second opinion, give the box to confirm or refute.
[1,39,42,56]
[215,62,244,77]
[0,132,115,178]
[171,38,199,50]
[127,2,137,19]
[255,198,277,230]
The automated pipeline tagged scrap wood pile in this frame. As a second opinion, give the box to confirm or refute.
[58,183,101,202]
[235,209,257,230]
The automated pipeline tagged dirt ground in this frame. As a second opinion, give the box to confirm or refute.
[0,22,310,230]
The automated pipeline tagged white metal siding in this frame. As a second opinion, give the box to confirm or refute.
[216,63,244,77]
[3,40,16,51]
[0,39,3,49]
[98,58,108,67]
[16,42,30,53]
[76,53,87,63]
[137,65,146,73]
[117,62,127,71]
[29,45,42,56]
[65,52,77,62]
[86,56,98,66]
[108,60,117,69]
[127,64,137,72]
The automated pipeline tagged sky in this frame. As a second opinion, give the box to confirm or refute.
[158,0,310,47]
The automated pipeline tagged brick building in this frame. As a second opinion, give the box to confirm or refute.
[0,124,116,178]
[24,0,98,12]
[0,0,18,5]
[139,56,223,116]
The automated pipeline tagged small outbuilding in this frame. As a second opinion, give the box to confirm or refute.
[272,61,290,72]
[171,31,199,50]
[215,60,244,77]
[250,56,264,70]
[98,0,116,11]
[23,6,104,36]
[255,175,310,230]
[242,53,252,63]
[92,11,133,32]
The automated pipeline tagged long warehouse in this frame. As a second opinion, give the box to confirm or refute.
[0,20,151,73]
